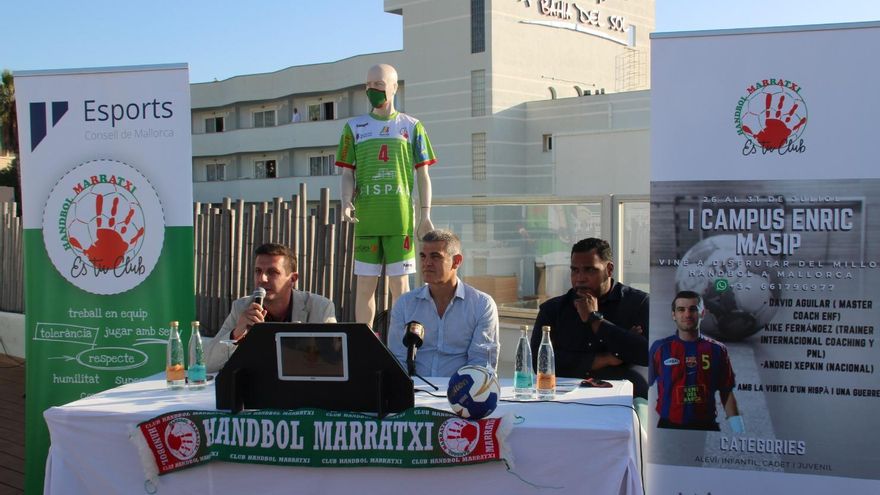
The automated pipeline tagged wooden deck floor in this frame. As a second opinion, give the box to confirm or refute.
[0,354,25,495]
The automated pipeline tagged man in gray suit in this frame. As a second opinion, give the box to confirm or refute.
[205,242,336,372]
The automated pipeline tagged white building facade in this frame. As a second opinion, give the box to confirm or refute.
[190,0,653,311]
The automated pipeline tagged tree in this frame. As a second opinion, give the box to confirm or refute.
[0,69,17,155]
[0,69,20,202]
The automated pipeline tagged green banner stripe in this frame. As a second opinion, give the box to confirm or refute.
[133,407,512,478]
[25,226,194,493]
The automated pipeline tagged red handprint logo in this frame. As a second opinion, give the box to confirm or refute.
[164,419,200,461]
[438,418,480,457]
[44,159,164,295]
[741,90,807,151]
[68,191,145,270]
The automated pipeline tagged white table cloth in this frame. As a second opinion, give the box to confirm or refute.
[44,376,642,495]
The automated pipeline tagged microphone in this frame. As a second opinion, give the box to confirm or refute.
[252,287,266,308]
[225,287,267,345]
[402,321,424,376]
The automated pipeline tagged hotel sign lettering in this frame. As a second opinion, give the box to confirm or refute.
[518,0,627,33]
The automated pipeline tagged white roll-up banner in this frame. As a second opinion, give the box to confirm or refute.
[14,64,194,494]
[648,22,880,494]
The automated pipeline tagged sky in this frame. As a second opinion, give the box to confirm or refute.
[2,0,880,83]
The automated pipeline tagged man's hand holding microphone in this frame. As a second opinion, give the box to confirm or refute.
[230,287,266,341]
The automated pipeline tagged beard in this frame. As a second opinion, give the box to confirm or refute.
[574,273,610,298]
[575,286,597,297]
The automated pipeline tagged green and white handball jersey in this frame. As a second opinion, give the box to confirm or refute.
[335,112,437,236]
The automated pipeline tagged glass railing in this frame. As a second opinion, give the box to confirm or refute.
[426,195,649,321]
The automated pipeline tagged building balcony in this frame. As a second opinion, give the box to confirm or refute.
[193,175,341,204]
[192,120,346,157]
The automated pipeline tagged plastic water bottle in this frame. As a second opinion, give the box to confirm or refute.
[536,325,556,400]
[166,321,185,389]
[513,325,535,399]
[187,321,207,389]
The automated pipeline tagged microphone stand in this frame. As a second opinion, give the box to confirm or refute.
[407,357,438,390]
[403,321,437,390]
[411,371,439,391]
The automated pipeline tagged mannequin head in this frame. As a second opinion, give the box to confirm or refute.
[366,63,398,116]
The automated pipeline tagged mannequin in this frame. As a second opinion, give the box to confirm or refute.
[336,63,436,328]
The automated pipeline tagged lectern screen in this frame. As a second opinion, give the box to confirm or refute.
[275,332,348,381]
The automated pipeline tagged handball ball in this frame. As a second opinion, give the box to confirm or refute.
[447,365,500,420]
[675,234,778,341]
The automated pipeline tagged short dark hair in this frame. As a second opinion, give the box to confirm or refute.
[671,290,702,311]
[255,243,297,273]
[571,238,612,261]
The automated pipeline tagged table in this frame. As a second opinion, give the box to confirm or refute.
[44,376,642,495]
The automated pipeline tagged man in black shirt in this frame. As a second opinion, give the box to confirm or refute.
[531,237,649,398]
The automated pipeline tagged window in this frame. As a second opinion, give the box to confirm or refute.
[205,116,224,133]
[543,134,553,152]
[307,102,335,121]
[472,256,488,275]
[473,206,487,242]
[472,133,486,180]
[429,201,607,311]
[309,154,338,176]
[471,70,486,117]
[616,200,650,291]
[206,163,226,182]
[323,101,335,120]
[255,160,277,179]
[471,0,485,53]
[253,110,276,128]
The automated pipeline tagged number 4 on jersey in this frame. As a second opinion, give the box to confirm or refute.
[377,144,389,163]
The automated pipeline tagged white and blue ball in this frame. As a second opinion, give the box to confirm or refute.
[447,365,500,420]
[675,234,779,341]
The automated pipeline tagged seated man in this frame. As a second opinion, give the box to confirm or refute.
[388,229,500,376]
[531,237,649,397]
[205,243,336,372]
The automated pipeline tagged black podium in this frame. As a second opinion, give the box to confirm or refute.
[215,322,414,415]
